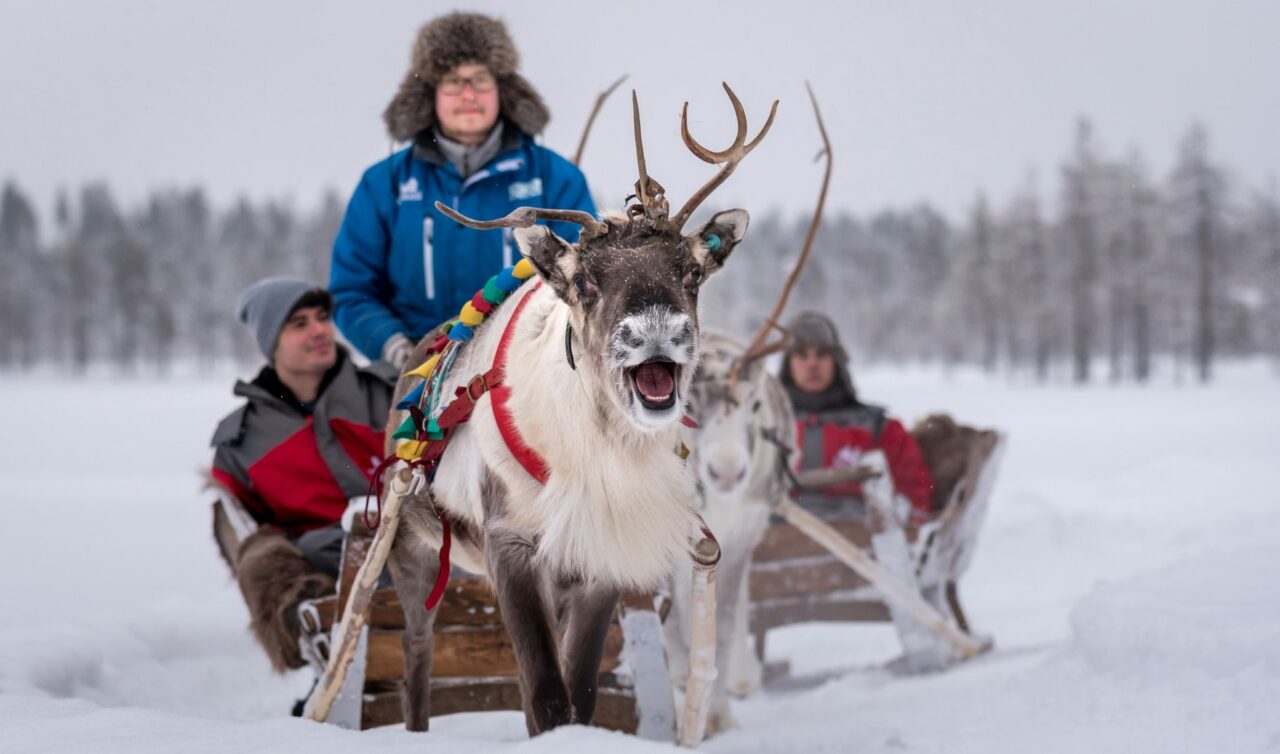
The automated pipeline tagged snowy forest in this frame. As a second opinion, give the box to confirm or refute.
[2,118,1277,383]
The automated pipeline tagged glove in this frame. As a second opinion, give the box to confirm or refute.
[833,446,863,470]
[381,333,413,369]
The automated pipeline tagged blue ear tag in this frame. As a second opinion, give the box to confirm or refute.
[704,234,722,251]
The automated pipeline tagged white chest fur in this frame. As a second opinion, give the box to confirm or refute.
[428,288,700,590]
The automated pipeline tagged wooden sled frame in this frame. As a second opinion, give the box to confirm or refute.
[749,425,1006,669]
[210,488,677,738]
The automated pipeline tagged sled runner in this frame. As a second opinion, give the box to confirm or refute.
[749,416,1005,673]
[211,491,675,736]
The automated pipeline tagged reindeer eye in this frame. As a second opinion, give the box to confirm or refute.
[684,265,704,287]
[573,274,587,293]
[752,400,762,413]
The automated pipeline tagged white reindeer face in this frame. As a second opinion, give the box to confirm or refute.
[516,209,749,433]
[688,341,770,495]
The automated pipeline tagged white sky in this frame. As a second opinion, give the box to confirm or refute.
[2,0,1278,229]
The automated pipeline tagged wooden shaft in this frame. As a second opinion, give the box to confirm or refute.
[677,537,720,748]
[305,464,417,722]
[774,498,984,658]
[793,465,880,490]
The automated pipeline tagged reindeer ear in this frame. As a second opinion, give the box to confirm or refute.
[687,209,749,276]
[514,225,591,304]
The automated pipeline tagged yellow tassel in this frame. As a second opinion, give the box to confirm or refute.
[406,353,440,380]
[459,303,485,326]
[513,258,537,279]
[396,439,428,461]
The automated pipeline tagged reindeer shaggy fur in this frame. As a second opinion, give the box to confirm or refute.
[667,332,795,734]
[386,209,752,734]
[911,413,981,511]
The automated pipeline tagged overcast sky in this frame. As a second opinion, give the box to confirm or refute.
[2,0,1277,230]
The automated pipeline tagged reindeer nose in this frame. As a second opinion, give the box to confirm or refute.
[706,463,746,488]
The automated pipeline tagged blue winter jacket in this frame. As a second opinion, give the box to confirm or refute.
[329,127,596,360]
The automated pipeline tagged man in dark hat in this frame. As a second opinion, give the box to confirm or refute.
[330,12,597,368]
[210,276,397,672]
[780,311,935,523]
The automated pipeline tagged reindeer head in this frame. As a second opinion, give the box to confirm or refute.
[688,333,781,495]
[437,83,777,433]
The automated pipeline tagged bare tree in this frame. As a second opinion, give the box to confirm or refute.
[0,183,41,369]
[1169,124,1226,383]
[1061,119,1102,383]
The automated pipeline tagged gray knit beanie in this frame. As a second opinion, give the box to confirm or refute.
[236,276,332,360]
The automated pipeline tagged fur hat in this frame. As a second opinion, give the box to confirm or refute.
[383,12,550,141]
[779,311,859,403]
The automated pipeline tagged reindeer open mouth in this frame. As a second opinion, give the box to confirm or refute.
[629,359,679,411]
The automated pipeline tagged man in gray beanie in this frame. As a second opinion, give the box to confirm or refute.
[779,311,936,523]
[330,11,596,368]
[210,276,397,676]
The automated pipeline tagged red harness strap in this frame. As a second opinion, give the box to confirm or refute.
[490,284,551,484]
[420,282,544,610]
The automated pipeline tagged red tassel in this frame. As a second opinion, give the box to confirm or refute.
[424,516,452,611]
[362,452,403,529]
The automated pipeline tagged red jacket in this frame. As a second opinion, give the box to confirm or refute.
[794,405,935,523]
[211,350,396,535]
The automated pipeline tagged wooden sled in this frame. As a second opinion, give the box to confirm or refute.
[211,494,675,737]
[749,417,1005,671]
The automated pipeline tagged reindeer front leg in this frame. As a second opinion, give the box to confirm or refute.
[485,521,571,735]
[387,504,444,731]
[559,584,620,724]
[706,545,753,735]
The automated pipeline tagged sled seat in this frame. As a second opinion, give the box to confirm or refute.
[748,416,1005,660]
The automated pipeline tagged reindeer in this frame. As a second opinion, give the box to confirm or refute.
[383,84,777,736]
[666,83,831,734]
[666,331,795,733]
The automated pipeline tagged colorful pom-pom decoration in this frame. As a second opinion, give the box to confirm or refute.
[513,258,537,279]
[459,303,485,326]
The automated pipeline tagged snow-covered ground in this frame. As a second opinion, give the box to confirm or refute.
[2,362,1278,753]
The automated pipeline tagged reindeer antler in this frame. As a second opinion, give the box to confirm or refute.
[727,82,832,396]
[434,202,606,239]
[573,74,628,166]
[670,83,779,230]
[630,90,669,221]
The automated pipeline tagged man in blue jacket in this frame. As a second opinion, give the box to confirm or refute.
[330,12,597,367]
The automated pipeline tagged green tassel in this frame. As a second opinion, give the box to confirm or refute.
[426,418,444,440]
[392,414,417,440]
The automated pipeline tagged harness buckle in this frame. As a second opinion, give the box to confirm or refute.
[465,374,489,403]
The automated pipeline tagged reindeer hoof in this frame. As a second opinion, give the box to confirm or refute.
[704,701,736,737]
[528,680,572,735]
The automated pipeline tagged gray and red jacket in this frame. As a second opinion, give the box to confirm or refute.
[210,349,397,535]
[794,403,936,523]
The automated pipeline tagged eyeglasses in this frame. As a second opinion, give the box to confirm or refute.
[437,71,497,96]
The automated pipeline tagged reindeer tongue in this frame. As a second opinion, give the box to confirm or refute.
[634,362,675,401]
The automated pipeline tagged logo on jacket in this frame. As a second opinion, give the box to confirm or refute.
[398,177,423,203]
[508,178,543,201]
